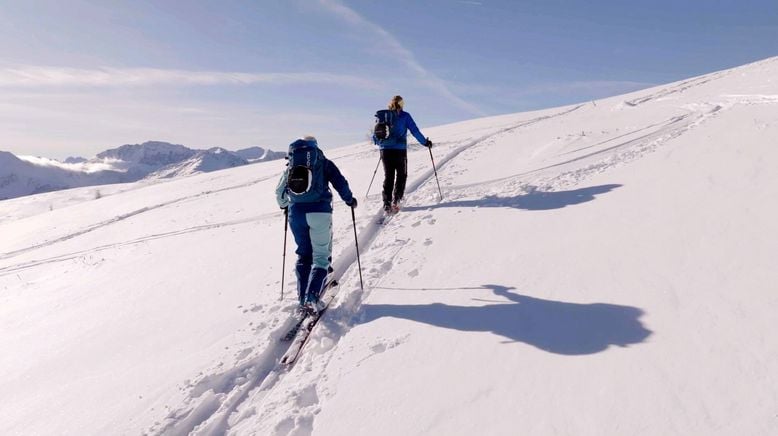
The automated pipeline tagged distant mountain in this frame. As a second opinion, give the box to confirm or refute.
[0,141,284,200]
[233,146,287,163]
[96,141,197,174]
[150,147,248,179]
[233,146,266,161]
[0,151,124,200]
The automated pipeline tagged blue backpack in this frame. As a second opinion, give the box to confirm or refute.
[374,109,397,142]
[286,141,327,203]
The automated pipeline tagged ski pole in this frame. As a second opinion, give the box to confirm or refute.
[350,207,364,290]
[280,207,289,300]
[365,156,382,198]
[428,146,443,201]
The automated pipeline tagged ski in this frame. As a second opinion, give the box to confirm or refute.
[280,278,338,342]
[281,311,309,342]
[377,209,399,225]
[280,279,340,366]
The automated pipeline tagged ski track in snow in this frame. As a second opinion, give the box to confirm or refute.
[139,108,587,436]
[62,69,761,435]
[622,70,730,107]
[445,103,724,196]
[0,213,277,276]
[138,91,734,435]
[0,174,278,261]
[226,86,746,435]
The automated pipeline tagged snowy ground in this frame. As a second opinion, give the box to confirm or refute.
[1,56,777,435]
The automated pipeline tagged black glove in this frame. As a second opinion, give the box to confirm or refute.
[346,198,358,208]
[424,138,433,148]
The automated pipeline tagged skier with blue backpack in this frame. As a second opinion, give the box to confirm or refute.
[276,136,357,312]
[373,95,433,213]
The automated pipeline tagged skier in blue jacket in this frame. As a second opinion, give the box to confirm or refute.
[373,95,433,212]
[276,136,357,312]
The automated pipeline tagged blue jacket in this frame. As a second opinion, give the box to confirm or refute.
[275,140,354,214]
[373,110,427,150]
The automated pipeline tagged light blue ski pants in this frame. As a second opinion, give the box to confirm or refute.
[289,210,332,303]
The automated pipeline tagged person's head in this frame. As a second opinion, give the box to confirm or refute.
[388,95,404,111]
[289,135,318,152]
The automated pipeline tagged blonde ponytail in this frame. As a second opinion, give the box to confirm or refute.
[388,95,404,111]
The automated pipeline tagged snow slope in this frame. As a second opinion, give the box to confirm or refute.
[1,56,777,436]
[149,148,248,179]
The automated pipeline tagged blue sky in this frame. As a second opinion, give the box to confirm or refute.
[1,0,776,159]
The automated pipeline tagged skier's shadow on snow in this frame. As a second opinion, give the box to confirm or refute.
[361,284,651,355]
[403,184,622,211]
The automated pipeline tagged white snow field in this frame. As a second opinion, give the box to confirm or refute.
[1,56,777,435]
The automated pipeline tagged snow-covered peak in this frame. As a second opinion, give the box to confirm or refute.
[233,146,287,163]
[149,147,248,179]
[95,141,196,166]
[233,146,266,161]
[0,150,23,167]
[0,151,107,200]
[1,141,284,200]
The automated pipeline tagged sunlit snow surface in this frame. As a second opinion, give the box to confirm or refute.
[1,57,778,435]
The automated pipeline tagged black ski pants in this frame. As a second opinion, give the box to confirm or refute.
[380,148,407,207]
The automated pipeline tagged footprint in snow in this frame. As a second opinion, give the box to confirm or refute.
[363,335,410,362]
[378,260,393,273]
[235,348,253,361]
[370,343,388,354]
[295,385,319,408]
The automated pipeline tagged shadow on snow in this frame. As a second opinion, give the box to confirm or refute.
[404,184,622,211]
[361,284,652,355]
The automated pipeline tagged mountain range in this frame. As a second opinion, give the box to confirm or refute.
[0,141,285,200]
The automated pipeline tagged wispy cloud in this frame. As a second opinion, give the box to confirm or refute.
[316,0,486,116]
[0,66,378,89]
[0,89,365,158]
